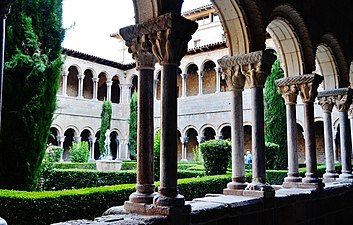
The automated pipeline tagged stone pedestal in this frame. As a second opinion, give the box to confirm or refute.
[96,160,122,171]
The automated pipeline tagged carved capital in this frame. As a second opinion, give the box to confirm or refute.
[179,136,189,144]
[277,85,298,105]
[0,0,12,18]
[221,65,246,91]
[334,94,352,112]
[317,96,335,113]
[120,13,197,66]
[243,62,267,88]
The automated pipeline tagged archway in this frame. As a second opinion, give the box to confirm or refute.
[83,69,94,99]
[186,63,199,96]
[297,123,305,163]
[244,125,252,155]
[67,66,79,97]
[94,131,101,160]
[110,131,119,159]
[203,127,216,141]
[315,121,325,163]
[156,71,161,100]
[177,130,182,161]
[111,75,121,104]
[63,128,75,161]
[131,75,138,97]
[47,127,59,146]
[202,60,217,94]
[98,73,107,101]
[220,126,231,140]
[186,128,198,162]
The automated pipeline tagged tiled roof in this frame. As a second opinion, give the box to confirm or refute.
[182,4,214,16]
[186,41,227,55]
[62,48,135,70]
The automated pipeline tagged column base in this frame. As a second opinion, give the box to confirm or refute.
[124,201,191,217]
[223,181,247,196]
[323,172,339,183]
[284,176,302,183]
[243,182,275,198]
[337,173,353,184]
[153,194,185,207]
[129,191,158,204]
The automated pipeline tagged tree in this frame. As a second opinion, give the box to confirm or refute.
[129,91,137,160]
[98,100,112,157]
[264,58,287,169]
[0,0,64,190]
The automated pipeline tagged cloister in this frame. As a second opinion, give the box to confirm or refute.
[2,0,353,224]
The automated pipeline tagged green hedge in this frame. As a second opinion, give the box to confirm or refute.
[54,162,97,170]
[41,169,205,191]
[0,175,230,225]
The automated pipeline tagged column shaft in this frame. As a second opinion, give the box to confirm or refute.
[130,68,156,203]
[339,111,353,178]
[302,102,319,182]
[323,111,337,179]
[251,87,266,181]
[159,64,179,198]
[284,103,301,183]
[216,69,221,93]
[225,89,246,190]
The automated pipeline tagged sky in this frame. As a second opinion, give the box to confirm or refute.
[62,0,211,62]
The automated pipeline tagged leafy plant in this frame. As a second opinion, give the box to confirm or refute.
[70,141,89,163]
[265,142,280,170]
[264,57,287,169]
[192,146,203,163]
[199,139,231,175]
[98,100,112,157]
[154,129,161,180]
[0,0,64,190]
[129,91,138,160]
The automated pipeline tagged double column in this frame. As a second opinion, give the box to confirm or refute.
[120,13,197,212]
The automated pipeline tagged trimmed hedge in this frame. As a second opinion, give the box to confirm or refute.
[0,175,230,225]
[54,162,97,170]
[41,169,205,191]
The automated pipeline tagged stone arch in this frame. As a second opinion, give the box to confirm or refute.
[80,127,94,138]
[220,125,231,140]
[50,124,63,136]
[177,67,182,98]
[67,65,80,97]
[110,130,120,159]
[98,72,108,101]
[177,130,182,161]
[111,75,121,104]
[132,0,158,23]
[186,63,199,96]
[48,127,59,146]
[94,131,101,160]
[185,127,198,161]
[316,33,348,89]
[267,4,315,76]
[80,129,91,144]
[63,128,76,161]
[201,60,217,94]
[211,0,262,55]
[131,75,138,97]
[200,126,216,141]
[83,69,94,99]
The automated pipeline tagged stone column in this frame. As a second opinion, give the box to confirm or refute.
[333,88,353,182]
[317,93,338,182]
[92,77,98,101]
[181,74,187,98]
[0,1,11,132]
[56,135,65,162]
[180,136,189,161]
[77,74,85,98]
[198,71,203,95]
[296,74,324,188]
[62,69,68,96]
[218,56,247,194]
[119,29,158,205]
[115,137,120,159]
[88,137,96,161]
[148,14,197,208]
[73,136,81,143]
[106,80,112,101]
[348,104,353,153]
[153,79,158,100]
[242,50,276,198]
[275,82,302,187]
[216,67,221,93]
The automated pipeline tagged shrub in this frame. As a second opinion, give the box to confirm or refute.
[265,142,280,169]
[200,139,231,175]
[99,100,112,157]
[120,161,137,170]
[70,141,89,163]
[154,129,161,180]
[54,162,96,170]
[129,91,138,160]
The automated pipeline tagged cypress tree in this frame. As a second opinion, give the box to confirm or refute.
[264,58,287,169]
[99,100,112,157]
[129,91,137,160]
[0,0,64,190]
